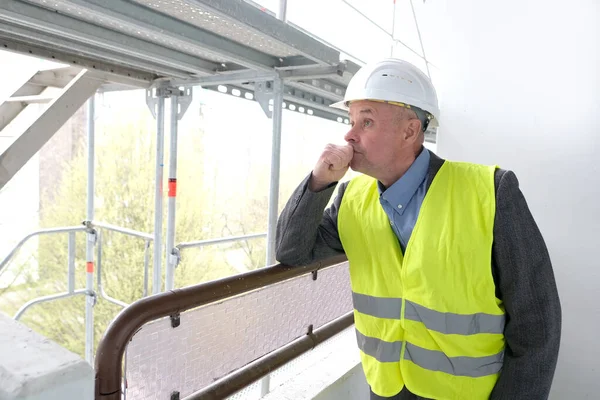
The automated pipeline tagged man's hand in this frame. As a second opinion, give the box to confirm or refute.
[309,144,354,192]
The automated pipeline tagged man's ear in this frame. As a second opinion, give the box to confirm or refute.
[404,119,422,142]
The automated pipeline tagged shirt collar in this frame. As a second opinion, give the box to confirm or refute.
[378,148,430,215]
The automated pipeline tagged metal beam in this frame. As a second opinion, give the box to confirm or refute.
[278,55,322,69]
[0,28,191,80]
[0,70,102,190]
[278,65,345,81]
[46,0,280,72]
[0,70,40,132]
[200,83,349,124]
[0,1,221,76]
[0,39,156,87]
[173,70,276,87]
[5,95,53,104]
[172,66,346,88]
[285,79,346,102]
[191,0,340,65]
[27,67,88,88]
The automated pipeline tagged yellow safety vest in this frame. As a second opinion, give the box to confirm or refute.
[338,161,505,400]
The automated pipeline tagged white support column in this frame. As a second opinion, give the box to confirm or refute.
[261,77,284,397]
[164,95,179,292]
[153,95,166,295]
[85,94,96,365]
[277,0,288,22]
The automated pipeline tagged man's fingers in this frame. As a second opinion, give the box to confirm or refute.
[323,145,353,169]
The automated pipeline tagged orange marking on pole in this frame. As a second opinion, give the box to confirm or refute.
[86,262,94,273]
[168,179,177,197]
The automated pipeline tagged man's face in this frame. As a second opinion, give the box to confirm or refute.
[345,100,413,178]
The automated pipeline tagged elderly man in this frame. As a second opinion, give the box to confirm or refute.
[275,58,561,399]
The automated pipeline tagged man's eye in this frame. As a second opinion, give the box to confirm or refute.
[363,120,373,128]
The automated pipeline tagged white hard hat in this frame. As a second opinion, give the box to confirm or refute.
[331,58,440,128]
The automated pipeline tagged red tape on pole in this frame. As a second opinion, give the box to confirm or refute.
[168,179,177,197]
[86,262,94,273]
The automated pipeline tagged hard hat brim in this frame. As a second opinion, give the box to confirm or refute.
[330,100,348,111]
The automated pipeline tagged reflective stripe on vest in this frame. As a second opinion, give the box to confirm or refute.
[353,292,506,335]
[356,330,504,377]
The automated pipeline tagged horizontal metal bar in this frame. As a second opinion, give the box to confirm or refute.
[278,55,324,69]
[174,70,277,87]
[57,0,279,72]
[184,312,355,400]
[199,83,349,124]
[6,95,54,104]
[278,65,344,81]
[176,233,267,250]
[0,38,157,87]
[14,289,90,320]
[282,93,346,118]
[95,254,348,398]
[0,1,218,76]
[193,0,340,65]
[174,66,345,88]
[285,80,345,102]
[0,226,87,273]
[90,221,153,241]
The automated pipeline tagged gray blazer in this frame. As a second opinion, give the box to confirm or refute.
[276,150,561,400]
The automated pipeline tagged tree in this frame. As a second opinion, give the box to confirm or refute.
[0,102,249,358]
[0,90,348,359]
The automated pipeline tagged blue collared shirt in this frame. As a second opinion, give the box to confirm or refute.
[378,148,430,252]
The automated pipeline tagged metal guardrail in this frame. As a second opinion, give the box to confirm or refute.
[14,289,91,320]
[0,226,87,274]
[0,221,154,363]
[94,254,349,400]
[175,232,267,250]
[1,223,269,316]
[185,311,354,400]
[167,232,268,291]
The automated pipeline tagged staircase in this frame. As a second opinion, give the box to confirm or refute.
[0,65,102,191]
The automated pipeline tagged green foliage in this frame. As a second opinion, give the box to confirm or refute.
[0,107,267,358]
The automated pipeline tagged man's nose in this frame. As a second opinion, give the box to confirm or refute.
[344,126,358,143]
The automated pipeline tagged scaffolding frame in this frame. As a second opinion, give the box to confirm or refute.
[0,0,365,396]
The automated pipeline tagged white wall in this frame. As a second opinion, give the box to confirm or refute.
[424,0,599,398]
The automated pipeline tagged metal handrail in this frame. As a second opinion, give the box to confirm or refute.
[0,221,152,276]
[14,289,91,320]
[0,226,87,273]
[167,232,268,291]
[184,312,354,399]
[88,221,153,241]
[94,254,348,399]
[175,232,266,250]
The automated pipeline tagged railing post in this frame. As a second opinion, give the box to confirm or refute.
[261,76,284,397]
[146,89,166,294]
[165,86,191,291]
[85,94,97,365]
[68,232,76,294]
[143,240,150,297]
